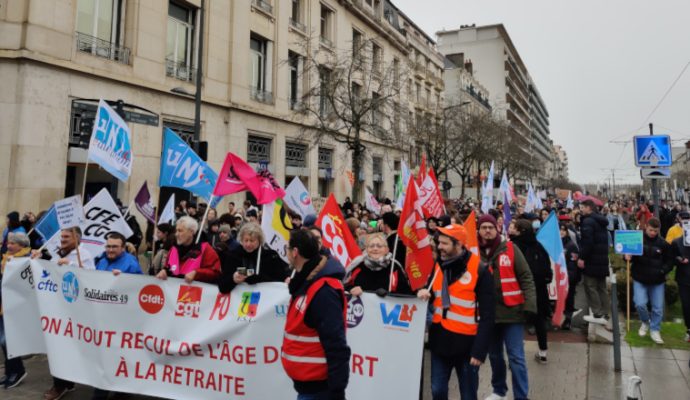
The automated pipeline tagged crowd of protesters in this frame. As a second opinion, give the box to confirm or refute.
[1,191,689,399]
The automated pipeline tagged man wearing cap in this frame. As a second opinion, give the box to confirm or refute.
[666,211,690,244]
[418,224,494,400]
[477,214,536,400]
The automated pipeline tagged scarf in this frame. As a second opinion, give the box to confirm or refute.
[479,235,502,258]
[440,251,468,313]
[362,252,393,272]
[289,256,327,296]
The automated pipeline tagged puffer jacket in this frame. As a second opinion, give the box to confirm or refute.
[671,236,690,286]
[579,212,610,278]
[511,233,553,287]
[631,233,672,285]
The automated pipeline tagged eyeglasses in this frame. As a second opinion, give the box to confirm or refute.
[105,245,122,249]
[367,243,386,249]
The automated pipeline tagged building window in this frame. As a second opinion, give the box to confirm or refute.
[318,147,333,198]
[250,34,273,104]
[373,156,383,199]
[247,135,272,164]
[320,4,334,47]
[288,51,301,110]
[251,0,273,15]
[371,92,381,125]
[416,83,421,103]
[289,0,305,31]
[319,67,332,117]
[351,82,361,106]
[352,29,363,61]
[166,1,196,81]
[286,142,308,168]
[75,0,130,64]
[372,43,382,75]
[393,58,400,87]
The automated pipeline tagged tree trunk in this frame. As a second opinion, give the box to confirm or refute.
[475,160,482,200]
[352,143,363,203]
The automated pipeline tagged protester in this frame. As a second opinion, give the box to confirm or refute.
[478,214,536,400]
[94,232,143,275]
[509,219,552,363]
[0,232,30,389]
[214,224,238,253]
[382,212,406,268]
[560,222,581,330]
[417,224,494,400]
[671,229,690,342]
[626,218,672,344]
[155,216,220,283]
[666,211,690,244]
[1,211,26,255]
[578,199,611,325]
[281,229,350,400]
[150,223,175,276]
[34,227,96,270]
[344,233,412,296]
[217,222,289,294]
[308,226,331,257]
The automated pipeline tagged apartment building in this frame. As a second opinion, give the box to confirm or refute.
[0,0,444,214]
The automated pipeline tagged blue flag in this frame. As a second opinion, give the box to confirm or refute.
[159,128,218,202]
[34,205,60,240]
[502,191,512,234]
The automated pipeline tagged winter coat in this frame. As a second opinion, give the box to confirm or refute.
[511,233,553,287]
[562,235,580,281]
[217,244,289,294]
[480,240,537,323]
[671,237,690,287]
[164,242,220,283]
[579,212,610,278]
[631,233,672,285]
[95,251,143,274]
[344,254,413,295]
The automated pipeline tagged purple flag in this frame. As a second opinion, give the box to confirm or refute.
[134,181,156,223]
[503,191,512,234]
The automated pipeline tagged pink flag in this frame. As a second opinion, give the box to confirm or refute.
[213,153,256,196]
[255,169,286,205]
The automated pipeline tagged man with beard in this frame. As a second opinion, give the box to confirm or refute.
[478,215,536,400]
[418,224,494,400]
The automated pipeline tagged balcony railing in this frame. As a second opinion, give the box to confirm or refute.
[166,59,196,82]
[76,32,131,65]
[289,17,306,32]
[320,35,333,48]
[250,86,274,104]
[251,0,273,15]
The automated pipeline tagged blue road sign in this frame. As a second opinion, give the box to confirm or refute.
[614,230,643,256]
[633,135,672,167]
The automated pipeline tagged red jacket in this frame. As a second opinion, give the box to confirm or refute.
[166,242,220,283]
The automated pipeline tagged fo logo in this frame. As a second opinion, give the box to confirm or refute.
[175,285,202,318]
[346,294,365,328]
[380,303,417,330]
[139,285,165,314]
[61,272,79,303]
[238,292,261,321]
[209,293,231,320]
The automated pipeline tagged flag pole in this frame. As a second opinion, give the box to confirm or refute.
[256,204,265,276]
[388,233,399,292]
[73,228,84,269]
[80,158,90,204]
[195,195,214,244]
[122,199,135,219]
[626,258,631,332]
[150,187,162,274]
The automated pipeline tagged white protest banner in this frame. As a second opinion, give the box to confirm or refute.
[54,195,85,229]
[5,259,426,400]
[283,177,316,218]
[89,100,133,181]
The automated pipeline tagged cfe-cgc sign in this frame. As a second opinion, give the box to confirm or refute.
[3,259,425,400]
[614,230,644,255]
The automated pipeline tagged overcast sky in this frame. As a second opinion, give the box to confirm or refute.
[393,0,690,185]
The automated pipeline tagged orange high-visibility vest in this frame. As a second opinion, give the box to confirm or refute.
[431,253,480,335]
[281,277,346,382]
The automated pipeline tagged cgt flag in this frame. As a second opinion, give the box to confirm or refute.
[316,194,362,267]
[399,182,434,291]
[418,174,444,218]
[159,128,218,201]
[261,199,293,262]
[134,181,156,223]
[536,212,569,326]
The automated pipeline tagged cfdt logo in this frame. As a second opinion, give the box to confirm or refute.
[237,292,261,321]
[37,269,58,293]
[346,294,365,328]
[209,293,231,320]
[139,285,165,314]
[380,303,417,330]
[175,285,203,318]
[61,272,80,303]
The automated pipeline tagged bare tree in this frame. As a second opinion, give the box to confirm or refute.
[292,35,407,201]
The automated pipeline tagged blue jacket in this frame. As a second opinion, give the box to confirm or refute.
[95,252,143,274]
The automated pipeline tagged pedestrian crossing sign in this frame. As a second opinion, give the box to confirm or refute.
[633,135,672,167]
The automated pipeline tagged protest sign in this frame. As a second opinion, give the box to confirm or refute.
[89,100,133,181]
[4,259,425,400]
[614,230,644,255]
[54,195,85,229]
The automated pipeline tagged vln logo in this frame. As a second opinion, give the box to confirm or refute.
[139,285,165,314]
[61,272,79,303]
[37,269,58,293]
[237,292,261,321]
[209,293,231,320]
[380,303,418,330]
[175,285,202,318]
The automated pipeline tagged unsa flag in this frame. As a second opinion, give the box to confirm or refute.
[316,194,362,267]
[399,182,435,291]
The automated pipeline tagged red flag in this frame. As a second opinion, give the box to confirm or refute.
[399,182,435,290]
[418,174,444,218]
[214,153,285,205]
[428,166,438,186]
[316,194,362,267]
[416,154,427,186]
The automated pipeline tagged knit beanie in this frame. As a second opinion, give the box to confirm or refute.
[477,214,498,229]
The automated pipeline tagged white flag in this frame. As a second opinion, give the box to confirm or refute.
[283,177,316,218]
[481,161,495,214]
[88,100,133,181]
[159,194,176,225]
[365,188,382,215]
[525,183,537,213]
[499,170,513,204]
